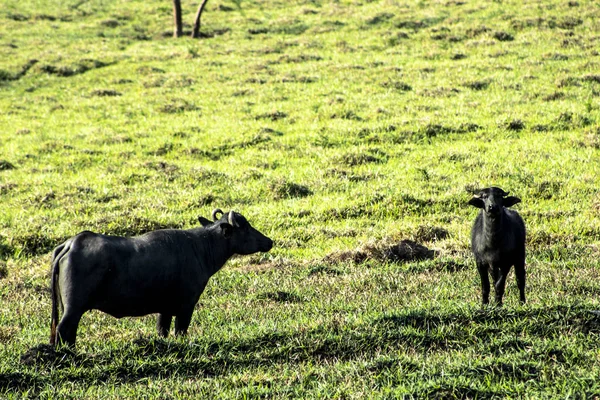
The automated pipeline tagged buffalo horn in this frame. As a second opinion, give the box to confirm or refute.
[212,208,224,221]
[228,211,237,227]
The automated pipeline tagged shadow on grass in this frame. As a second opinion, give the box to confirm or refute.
[8,304,600,395]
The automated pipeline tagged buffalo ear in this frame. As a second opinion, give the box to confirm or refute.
[220,222,233,238]
[468,197,485,209]
[503,196,521,208]
[198,216,212,227]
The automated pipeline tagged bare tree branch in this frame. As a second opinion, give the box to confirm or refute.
[173,0,183,38]
[191,0,210,38]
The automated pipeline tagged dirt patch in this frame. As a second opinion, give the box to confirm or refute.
[395,17,444,31]
[186,134,271,161]
[330,109,363,121]
[7,12,29,21]
[280,75,318,84]
[324,239,435,265]
[20,344,74,366]
[90,89,121,97]
[556,16,582,30]
[100,19,121,28]
[451,53,467,60]
[583,75,600,84]
[38,59,112,77]
[0,59,38,82]
[465,25,491,37]
[137,66,165,74]
[386,32,410,46]
[257,291,303,303]
[366,13,395,25]
[493,31,514,41]
[307,265,342,276]
[269,179,312,199]
[0,160,15,171]
[248,27,270,35]
[380,80,412,91]
[255,110,288,121]
[503,119,526,131]
[326,168,376,182]
[543,92,564,101]
[158,98,200,113]
[383,240,436,262]
[419,123,480,138]
[144,161,179,174]
[419,87,461,97]
[335,149,386,167]
[463,80,490,90]
[545,53,569,61]
[277,54,322,64]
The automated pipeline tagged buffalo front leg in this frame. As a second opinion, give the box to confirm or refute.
[157,314,172,337]
[493,266,508,306]
[174,306,195,336]
[477,260,490,306]
[515,260,526,304]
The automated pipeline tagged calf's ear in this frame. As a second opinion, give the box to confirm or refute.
[198,216,212,227]
[220,223,233,239]
[468,197,484,208]
[503,196,521,207]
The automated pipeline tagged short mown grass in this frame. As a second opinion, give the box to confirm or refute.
[1,0,600,397]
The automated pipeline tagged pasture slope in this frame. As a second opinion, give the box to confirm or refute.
[1,0,600,397]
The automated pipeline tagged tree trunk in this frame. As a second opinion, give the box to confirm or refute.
[191,0,210,38]
[173,0,183,38]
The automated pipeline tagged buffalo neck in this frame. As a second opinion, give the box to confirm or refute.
[189,227,234,277]
[481,210,505,247]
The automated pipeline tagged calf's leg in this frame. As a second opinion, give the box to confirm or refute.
[477,260,490,305]
[157,314,172,337]
[493,265,508,306]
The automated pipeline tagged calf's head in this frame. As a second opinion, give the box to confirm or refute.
[206,209,273,254]
[468,187,521,216]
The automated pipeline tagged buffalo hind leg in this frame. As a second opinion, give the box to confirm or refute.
[515,260,526,304]
[477,260,490,306]
[157,314,172,337]
[56,309,83,347]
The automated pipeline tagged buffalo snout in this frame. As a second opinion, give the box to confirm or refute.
[255,232,273,252]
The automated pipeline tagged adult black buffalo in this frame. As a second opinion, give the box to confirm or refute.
[50,209,273,347]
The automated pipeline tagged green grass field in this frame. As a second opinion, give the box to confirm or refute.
[1,0,600,397]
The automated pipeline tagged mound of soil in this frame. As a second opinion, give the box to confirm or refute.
[382,240,436,262]
[20,344,72,366]
[324,239,435,265]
